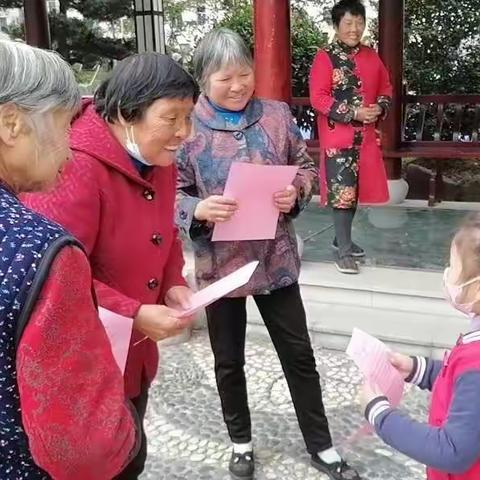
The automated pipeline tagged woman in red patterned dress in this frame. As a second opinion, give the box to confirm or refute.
[309,0,392,274]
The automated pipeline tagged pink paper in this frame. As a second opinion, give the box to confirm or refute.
[212,163,299,242]
[98,307,133,374]
[346,328,404,406]
[177,261,259,318]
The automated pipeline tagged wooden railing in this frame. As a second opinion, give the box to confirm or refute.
[290,95,480,205]
[397,94,480,158]
[291,95,480,156]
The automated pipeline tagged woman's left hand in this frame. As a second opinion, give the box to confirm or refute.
[369,103,384,118]
[274,185,297,213]
[164,285,194,311]
[359,380,384,412]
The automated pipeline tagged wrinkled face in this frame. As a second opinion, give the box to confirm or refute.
[127,97,194,167]
[0,105,73,192]
[335,12,366,47]
[206,64,255,112]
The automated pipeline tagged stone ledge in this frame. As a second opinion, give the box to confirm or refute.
[183,259,465,357]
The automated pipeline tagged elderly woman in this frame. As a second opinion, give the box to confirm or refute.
[309,0,392,275]
[176,28,360,480]
[0,40,137,479]
[24,53,198,479]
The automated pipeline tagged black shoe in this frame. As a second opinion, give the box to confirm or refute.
[332,239,365,258]
[334,254,359,274]
[229,450,254,480]
[311,454,361,479]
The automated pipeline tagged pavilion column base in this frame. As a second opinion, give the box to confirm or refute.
[387,178,409,205]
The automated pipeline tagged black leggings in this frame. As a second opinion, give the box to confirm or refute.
[333,207,356,257]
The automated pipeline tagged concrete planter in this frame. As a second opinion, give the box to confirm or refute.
[387,178,409,205]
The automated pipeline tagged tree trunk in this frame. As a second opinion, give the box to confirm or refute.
[57,0,69,61]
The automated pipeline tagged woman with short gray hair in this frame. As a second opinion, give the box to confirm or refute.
[0,39,138,479]
[176,27,360,480]
[24,51,199,479]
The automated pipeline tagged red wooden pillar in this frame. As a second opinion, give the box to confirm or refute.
[253,0,291,103]
[24,0,51,49]
[378,0,404,179]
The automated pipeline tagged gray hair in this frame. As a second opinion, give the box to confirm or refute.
[193,28,253,91]
[0,39,80,116]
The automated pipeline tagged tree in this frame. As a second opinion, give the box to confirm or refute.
[404,0,480,94]
[73,0,133,23]
[1,0,135,66]
[164,0,233,64]
[0,0,22,6]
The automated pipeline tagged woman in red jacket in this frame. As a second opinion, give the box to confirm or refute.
[309,0,392,274]
[24,53,199,479]
[0,39,137,479]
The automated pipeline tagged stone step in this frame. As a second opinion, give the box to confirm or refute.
[246,262,468,358]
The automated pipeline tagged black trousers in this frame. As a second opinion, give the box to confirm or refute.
[114,384,149,480]
[206,283,333,454]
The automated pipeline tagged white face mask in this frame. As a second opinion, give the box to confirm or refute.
[125,125,152,166]
[443,267,480,330]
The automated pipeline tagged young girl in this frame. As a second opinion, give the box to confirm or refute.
[360,213,480,480]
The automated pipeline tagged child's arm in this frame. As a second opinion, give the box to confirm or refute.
[365,371,480,473]
[406,356,443,391]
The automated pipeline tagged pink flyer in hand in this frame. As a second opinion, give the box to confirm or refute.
[177,261,259,318]
[212,163,299,242]
[346,328,404,406]
[98,307,133,375]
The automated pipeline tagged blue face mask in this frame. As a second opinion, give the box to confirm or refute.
[125,125,152,166]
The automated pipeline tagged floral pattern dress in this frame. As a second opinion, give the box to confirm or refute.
[309,40,393,208]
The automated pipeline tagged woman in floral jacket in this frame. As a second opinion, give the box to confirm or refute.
[309,0,392,274]
[176,28,360,480]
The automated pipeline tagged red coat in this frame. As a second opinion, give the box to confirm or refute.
[23,100,186,399]
[428,340,480,480]
[18,246,137,479]
[309,44,392,205]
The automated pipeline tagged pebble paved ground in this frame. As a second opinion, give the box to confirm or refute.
[141,330,429,480]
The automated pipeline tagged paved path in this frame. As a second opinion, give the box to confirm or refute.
[142,330,428,479]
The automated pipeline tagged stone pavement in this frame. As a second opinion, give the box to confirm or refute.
[141,330,429,480]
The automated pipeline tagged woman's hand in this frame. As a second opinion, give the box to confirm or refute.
[164,285,193,311]
[273,185,297,213]
[369,103,383,117]
[133,304,190,342]
[194,195,238,223]
[359,380,384,412]
[355,106,380,124]
[389,352,414,380]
